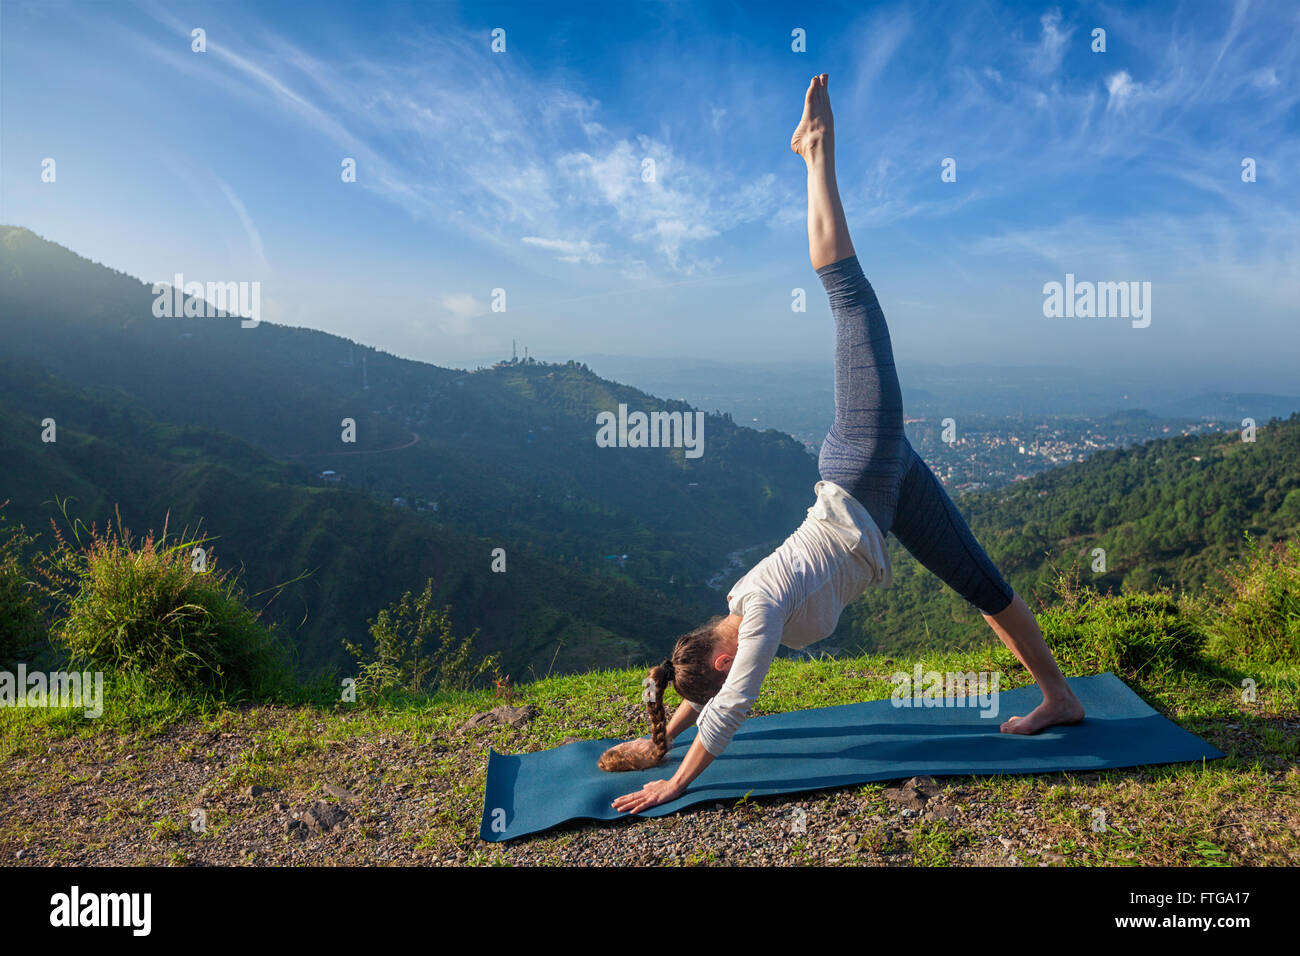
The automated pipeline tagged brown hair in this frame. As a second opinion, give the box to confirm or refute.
[597,615,729,772]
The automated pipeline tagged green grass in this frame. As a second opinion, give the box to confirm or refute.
[2,533,1298,866]
[34,507,292,699]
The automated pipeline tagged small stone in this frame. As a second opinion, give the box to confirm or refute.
[882,786,928,811]
[247,785,272,798]
[459,704,539,733]
[998,836,1014,849]
[16,849,27,860]
[1042,850,1066,864]
[323,783,359,801]
[926,804,959,823]
[906,775,939,790]
[304,800,350,833]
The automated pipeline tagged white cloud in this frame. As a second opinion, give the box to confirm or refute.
[521,236,606,264]
[216,179,268,271]
[1251,67,1280,89]
[438,292,483,335]
[1105,70,1140,111]
[1029,8,1073,75]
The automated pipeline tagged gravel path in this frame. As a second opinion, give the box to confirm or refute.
[2,705,1294,866]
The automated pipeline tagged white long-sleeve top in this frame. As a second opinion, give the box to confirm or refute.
[686,480,892,756]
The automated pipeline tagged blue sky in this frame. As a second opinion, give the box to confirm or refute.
[3,0,1297,386]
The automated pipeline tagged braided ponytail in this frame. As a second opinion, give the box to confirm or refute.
[646,660,673,759]
[597,616,729,773]
[597,661,672,772]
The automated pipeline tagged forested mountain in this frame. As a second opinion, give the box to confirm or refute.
[3,225,1296,674]
[844,412,1300,655]
[0,225,816,675]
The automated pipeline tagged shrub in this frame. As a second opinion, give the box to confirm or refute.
[0,508,45,668]
[1037,569,1207,678]
[36,507,289,698]
[343,578,498,699]
[1205,535,1300,666]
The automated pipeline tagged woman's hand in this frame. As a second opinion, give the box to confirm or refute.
[612,778,684,814]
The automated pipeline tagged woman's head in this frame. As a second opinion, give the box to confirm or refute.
[597,614,731,772]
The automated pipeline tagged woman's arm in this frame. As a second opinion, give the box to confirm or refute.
[611,736,715,814]
[611,597,783,813]
[666,699,698,739]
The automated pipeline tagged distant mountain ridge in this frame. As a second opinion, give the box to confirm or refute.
[4,225,1297,675]
[0,225,817,675]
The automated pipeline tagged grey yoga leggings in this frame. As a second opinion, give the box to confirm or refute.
[815,255,1015,616]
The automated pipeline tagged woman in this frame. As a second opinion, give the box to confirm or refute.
[603,74,1084,814]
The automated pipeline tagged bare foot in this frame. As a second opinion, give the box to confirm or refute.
[791,73,833,159]
[1000,692,1085,734]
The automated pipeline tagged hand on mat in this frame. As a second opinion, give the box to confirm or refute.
[611,779,683,814]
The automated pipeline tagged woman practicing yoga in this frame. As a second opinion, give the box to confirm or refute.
[604,75,1085,814]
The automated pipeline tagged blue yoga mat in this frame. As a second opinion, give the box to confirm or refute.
[479,672,1223,842]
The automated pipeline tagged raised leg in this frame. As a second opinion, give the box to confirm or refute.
[796,74,908,534]
[792,74,854,271]
[794,75,1083,735]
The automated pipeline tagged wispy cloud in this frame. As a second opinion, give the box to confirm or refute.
[1027,8,1072,75]
[125,3,786,280]
[216,179,268,271]
[9,0,1296,368]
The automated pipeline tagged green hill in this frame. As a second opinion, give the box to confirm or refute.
[844,413,1300,656]
[4,223,1299,677]
[0,225,821,675]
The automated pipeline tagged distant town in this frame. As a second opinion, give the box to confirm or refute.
[890,414,1236,493]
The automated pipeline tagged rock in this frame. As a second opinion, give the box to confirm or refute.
[246,785,276,798]
[906,775,939,791]
[459,704,539,733]
[15,849,27,860]
[323,783,359,801]
[1042,850,1066,864]
[303,800,350,833]
[881,786,928,811]
[998,836,1014,850]
[925,803,959,823]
